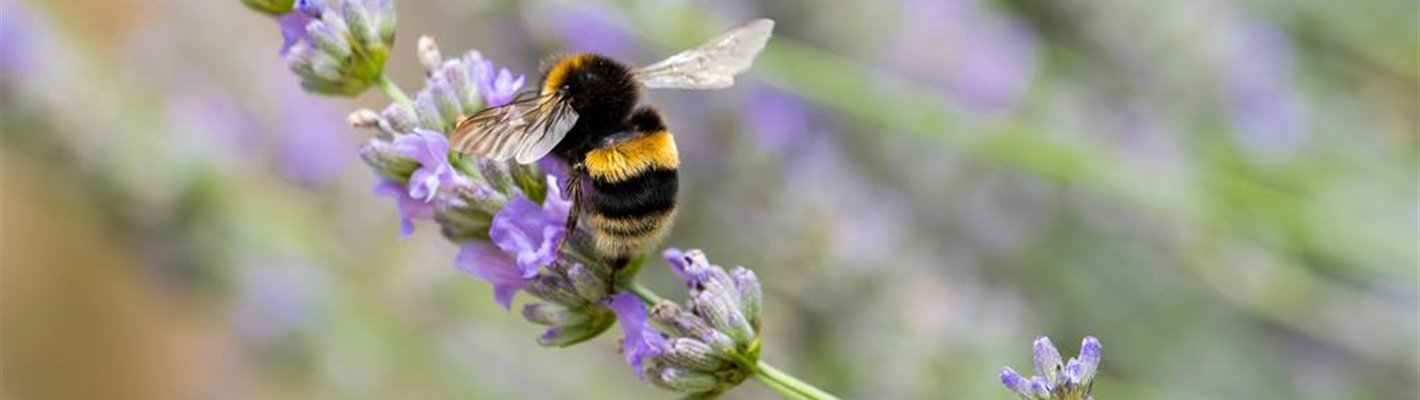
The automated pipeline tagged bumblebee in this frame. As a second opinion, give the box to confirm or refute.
[451,19,775,268]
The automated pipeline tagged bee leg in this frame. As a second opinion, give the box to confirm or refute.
[557,163,585,258]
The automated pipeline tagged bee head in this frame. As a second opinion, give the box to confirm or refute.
[541,54,638,118]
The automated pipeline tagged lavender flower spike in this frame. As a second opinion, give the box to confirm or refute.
[1000,335,1102,400]
[281,0,394,96]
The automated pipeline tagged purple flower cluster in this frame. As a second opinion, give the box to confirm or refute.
[606,249,764,395]
[1000,336,1102,400]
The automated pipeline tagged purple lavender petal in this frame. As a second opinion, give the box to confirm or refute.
[473,59,526,107]
[604,293,666,377]
[662,248,691,282]
[456,241,533,309]
[373,179,436,236]
[490,195,564,276]
[392,129,467,201]
[540,175,571,221]
[277,11,316,56]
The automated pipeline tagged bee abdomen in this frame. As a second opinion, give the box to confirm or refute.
[584,167,678,261]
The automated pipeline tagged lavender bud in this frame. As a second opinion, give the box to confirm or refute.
[476,158,517,194]
[358,139,417,181]
[307,21,351,59]
[662,338,726,372]
[372,0,395,42]
[338,0,375,45]
[537,314,615,347]
[999,367,1033,398]
[511,162,548,203]
[428,76,463,130]
[692,291,754,346]
[567,263,609,302]
[347,108,382,128]
[1033,337,1064,386]
[380,103,417,133]
[1077,336,1101,383]
[730,267,762,328]
[526,273,587,307]
[454,184,507,215]
[413,90,446,130]
[434,202,491,242]
[417,35,442,75]
[440,60,479,115]
[654,368,718,393]
[522,303,589,326]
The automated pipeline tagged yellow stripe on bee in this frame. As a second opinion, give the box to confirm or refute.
[585,130,679,183]
[542,54,594,95]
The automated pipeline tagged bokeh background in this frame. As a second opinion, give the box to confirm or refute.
[2,0,1417,398]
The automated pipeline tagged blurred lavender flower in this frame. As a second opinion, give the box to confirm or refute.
[1000,336,1102,400]
[278,92,357,186]
[473,59,526,107]
[550,5,637,59]
[886,0,1039,112]
[0,1,37,76]
[282,0,396,96]
[1224,21,1305,157]
[231,263,327,344]
[743,85,813,155]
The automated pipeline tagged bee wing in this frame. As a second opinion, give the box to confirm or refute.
[632,19,774,90]
[450,93,580,164]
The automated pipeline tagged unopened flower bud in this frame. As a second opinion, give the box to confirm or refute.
[536,313,615,347]
[730,267,762,328]
[428,77,464,130]
[417,35,442,75]
[662,338,727,372]
[377,102,414,133]
[521,303,589,326]
[567,263,609,302]
[348,108,382,128]
[653,368,719,393]
[692,291,755,346]
[413,90,447,130]
[526,273,588,308]
[476,158,518,194]
[441,60,480,115]
[435,202,492,242]
[358,139,418,181]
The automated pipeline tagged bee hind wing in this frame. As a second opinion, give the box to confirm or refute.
[633,19,775,90]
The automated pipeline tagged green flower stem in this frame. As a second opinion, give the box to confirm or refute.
[622,281,665,304]
[615,280,841,400]
[754,360,842,400]
[377,74,414,110]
